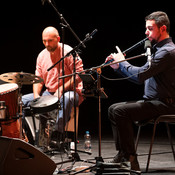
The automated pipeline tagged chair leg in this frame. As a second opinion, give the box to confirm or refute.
[146,122,157,172]
[135,126,141,151]
[166,123,175,161]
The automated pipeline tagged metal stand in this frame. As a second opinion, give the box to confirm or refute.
[96,68,108,159]
[71,68,142,175]
[45,0,83,154]
[44,0,98,172]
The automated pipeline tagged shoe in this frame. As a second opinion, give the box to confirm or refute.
[128,155,141,173]
[50,140,61,149]
[108,151,125,163]
[109,153,141,173]
[122,154,141,174]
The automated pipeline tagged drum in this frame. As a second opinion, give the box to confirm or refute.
[29,96,59,149]
[0,83,20,138]
[0,101,6,120]
[0,83,19,118]
[30,95,59,114]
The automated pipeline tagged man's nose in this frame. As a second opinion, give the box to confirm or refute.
[45,41,49,46]
[145,29,149,36]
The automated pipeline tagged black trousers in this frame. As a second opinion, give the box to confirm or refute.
[108,99,175,156]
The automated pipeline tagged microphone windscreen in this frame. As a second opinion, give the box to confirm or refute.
[144,40,152,49]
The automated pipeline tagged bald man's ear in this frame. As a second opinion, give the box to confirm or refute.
[57,36,60,42]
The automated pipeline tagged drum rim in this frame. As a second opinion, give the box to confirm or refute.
[0,83,19,94]
[29,95,59,114]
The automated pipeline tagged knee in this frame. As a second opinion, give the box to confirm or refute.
[108,103,126,121]
[62,91,79,106]
[108,104,116,120]
[22,93,34,107]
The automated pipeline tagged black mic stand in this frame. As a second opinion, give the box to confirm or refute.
[44,0,86,153]
[43,1,95,171]
[67,53,146,175]
[54,31,98,169]
[44,1,98,171]
[57,37,148,174]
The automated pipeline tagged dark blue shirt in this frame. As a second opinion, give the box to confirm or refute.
[117,38,175,99]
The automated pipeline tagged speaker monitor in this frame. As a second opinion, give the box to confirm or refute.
[0,136,56,175]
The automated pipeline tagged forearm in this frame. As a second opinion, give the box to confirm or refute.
[54,76,74,98]
[33,83,43,98]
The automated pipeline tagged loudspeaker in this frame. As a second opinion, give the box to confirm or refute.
[0,136,56,175]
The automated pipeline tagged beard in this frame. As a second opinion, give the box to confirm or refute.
[150,39,157,46]
[46,46,57,52]
[150,33,162,45]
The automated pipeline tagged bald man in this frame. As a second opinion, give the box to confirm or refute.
[22,26,84,144]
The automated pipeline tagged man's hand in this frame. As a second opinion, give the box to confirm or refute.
[105,46,125,69]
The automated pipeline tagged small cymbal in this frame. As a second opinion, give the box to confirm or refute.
[0,72,43,85]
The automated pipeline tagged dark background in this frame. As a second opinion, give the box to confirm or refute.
[1,1,175,137]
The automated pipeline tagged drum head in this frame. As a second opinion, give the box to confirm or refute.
[29,95,59,114]
[0,83,18,94]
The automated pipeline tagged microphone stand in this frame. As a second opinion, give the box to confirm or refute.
[44,1,98,171]
[57,38,147,174]
[45,0,86,49]
[60,53,145,175]
[45,0,86,150]
[59,53,146,81]
[54,32,98,173]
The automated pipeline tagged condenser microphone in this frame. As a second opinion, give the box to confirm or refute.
[144,40,152,67]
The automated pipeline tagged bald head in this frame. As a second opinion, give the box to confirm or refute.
[42,26,60,52]
[42,26,59,38]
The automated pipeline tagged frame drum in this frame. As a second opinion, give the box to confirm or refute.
[30,95,59,114]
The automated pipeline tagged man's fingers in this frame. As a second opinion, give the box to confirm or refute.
[115,46,122,53]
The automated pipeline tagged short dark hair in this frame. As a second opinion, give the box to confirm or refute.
[145,11,170,33]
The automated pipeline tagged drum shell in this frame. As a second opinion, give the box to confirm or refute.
[0,119,20,138]
[0,83,19,118]
[0,101,6,120]
[0,83,20,138]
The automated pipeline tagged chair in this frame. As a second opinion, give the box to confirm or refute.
[135,115,175,172]
[65,107,79,135]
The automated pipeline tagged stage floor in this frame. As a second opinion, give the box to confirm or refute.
[47,135,175,175]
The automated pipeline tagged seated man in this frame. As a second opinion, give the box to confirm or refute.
[105,11,175,172]
[22,26,84,143]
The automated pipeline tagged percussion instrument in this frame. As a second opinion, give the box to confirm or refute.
[0,72,43,85]
[29,95,60,149]
[0,101,6,120]
[0,83,19,118]
[0,83,20,138]
[30,95,59,114]
[0,72,43,141]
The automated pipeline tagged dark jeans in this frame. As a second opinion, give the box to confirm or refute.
[108,99,175,155]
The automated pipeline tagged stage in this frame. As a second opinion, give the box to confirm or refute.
[49,135,175,175]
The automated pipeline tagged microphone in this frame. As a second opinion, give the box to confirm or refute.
[144,40,152,67]
[122,37,148,55]
[89,29,98,38]
[85,29,98,41]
